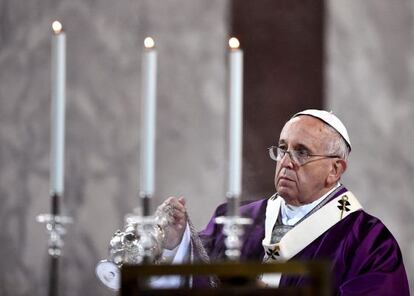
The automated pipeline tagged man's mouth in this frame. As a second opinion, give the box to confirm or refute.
[278,176,294,182]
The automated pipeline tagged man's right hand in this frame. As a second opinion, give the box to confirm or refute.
[155,196,187,250]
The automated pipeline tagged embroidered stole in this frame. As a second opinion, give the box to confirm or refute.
[261,188,363,287]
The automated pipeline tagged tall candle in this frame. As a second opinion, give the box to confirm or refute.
[50,21,66,196]
[139,37,158,197]
[227,37,244,199]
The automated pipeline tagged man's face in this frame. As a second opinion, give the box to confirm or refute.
[275,116,337,205]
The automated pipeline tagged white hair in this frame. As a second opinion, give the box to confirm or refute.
[324,124,350,160]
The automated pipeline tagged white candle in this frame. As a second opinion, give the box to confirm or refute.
[50,21,66,196]
[227,37,244,198]
[139,37,158,197]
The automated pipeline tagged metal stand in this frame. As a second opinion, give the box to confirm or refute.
[137,193,158,263]
[140,193,151,217]
[37,193,72,296]
[215,194,251,261]
[48,256,59,296]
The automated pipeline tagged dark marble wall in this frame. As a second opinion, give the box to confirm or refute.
[231,0,324,200]
[0,1,228,295]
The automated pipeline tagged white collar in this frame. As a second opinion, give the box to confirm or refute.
[280,183,341,226]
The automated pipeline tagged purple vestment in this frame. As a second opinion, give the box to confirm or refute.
[195,187,410,295]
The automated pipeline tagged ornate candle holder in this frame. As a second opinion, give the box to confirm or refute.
[36,194,73,258]
[215,215,251,261]
[36,214,73,257]
[37,195,72,296]
[215,195,251,261]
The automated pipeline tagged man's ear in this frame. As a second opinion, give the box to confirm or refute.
[327,159,347,185]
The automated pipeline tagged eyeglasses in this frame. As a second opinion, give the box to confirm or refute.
[268,146,339,166]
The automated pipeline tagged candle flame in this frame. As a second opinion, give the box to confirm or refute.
[144,37,155,49]
[52,21,63,34]
[229,37,240,49]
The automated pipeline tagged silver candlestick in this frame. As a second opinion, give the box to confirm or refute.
[215,195,251,261]
[36,213,73,257]
[36,193,72,296]
[215,215,251,260]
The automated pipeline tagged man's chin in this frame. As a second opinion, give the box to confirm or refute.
[276,187,296,201]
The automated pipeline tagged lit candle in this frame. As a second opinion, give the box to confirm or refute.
[227,37,244,199]
[139,37,157,198]
[50,20,66,196]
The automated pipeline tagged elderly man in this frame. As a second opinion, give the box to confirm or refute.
[159,109,409,294]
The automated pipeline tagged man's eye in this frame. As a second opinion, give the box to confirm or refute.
[296,150,309,158]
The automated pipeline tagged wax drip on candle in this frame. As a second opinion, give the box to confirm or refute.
[52,21,63,35]
[144,37,155,49]
[229,37,240,49]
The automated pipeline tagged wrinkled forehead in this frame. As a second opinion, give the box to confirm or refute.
[279,115,333,148]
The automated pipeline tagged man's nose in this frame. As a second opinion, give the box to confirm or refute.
[279,151,294,168]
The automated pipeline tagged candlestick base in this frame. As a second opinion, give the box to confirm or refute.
[36,213,73,257]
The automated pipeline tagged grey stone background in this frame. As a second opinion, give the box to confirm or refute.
[0,1,228,295]
[327,1,414,293]
[0,0,412,295]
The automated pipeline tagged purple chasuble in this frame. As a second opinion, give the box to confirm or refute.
[194,187,410,295]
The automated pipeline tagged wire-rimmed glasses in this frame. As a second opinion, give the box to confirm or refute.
[268,146,339,166]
